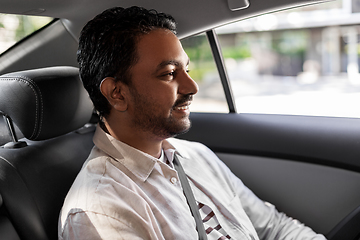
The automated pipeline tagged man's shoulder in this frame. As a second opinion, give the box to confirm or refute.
[61,147,113,207]
[60,145,149,226]
[68,145,139,197]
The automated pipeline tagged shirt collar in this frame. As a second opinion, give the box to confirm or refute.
[93,124,188,182]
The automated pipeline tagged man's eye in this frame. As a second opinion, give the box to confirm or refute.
[162,71,176,79]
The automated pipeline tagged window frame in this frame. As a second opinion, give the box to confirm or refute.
[206,29,237,113]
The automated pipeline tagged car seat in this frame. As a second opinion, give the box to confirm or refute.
[0,66,95,240]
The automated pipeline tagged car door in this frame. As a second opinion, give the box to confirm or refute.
[180,112,360,237]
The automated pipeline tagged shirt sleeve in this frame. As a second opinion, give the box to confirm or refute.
[59,211,159,240]
[215,155,327,239]
[237,185,327,240]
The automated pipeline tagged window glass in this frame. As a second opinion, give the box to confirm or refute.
[217,0,360,118]
[181,34,228,113]
[0,14,53,54]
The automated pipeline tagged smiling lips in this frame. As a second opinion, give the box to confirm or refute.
[173,102,191,111]
[172,95,193,112]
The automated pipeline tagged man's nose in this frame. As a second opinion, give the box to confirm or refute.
[179,71,199,96]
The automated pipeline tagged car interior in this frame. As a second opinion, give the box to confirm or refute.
[1,0,360,239]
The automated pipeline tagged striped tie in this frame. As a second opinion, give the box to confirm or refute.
[198,202,231,239]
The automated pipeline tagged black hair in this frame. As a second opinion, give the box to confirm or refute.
[77,6,177,118]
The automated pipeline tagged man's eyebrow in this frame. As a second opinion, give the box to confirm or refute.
[156,58,190,71]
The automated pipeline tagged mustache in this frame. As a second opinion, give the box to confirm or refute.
[172,94,193,108]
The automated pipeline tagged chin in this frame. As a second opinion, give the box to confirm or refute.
[167,120,192,138]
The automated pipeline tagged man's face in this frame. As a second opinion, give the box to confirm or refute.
[126,29,199,139]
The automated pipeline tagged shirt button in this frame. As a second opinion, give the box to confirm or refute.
[170,177,178,184]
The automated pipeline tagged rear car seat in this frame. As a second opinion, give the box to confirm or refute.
[0,66,95,240]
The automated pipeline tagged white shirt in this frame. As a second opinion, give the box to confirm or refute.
[58,125,327,240]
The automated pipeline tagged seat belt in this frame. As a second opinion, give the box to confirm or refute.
[173,154,208,240]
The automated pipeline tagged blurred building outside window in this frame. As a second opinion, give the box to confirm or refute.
[184,0,360,117]
[214,0,360,118]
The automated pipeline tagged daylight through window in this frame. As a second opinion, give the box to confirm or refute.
[0,14,53,55]
[216,0,360,118]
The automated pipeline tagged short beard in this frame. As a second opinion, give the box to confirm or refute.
[129,87,192,139]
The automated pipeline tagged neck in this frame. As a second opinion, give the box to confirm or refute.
[102,118,164,158]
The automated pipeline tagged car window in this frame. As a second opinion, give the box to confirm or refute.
[0,14,53,55]
[181,34,228,113]
[215,0,360,118]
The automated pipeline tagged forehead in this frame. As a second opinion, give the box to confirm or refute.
[135,29,188,68]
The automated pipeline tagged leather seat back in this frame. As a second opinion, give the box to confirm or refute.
[0,66,95,240]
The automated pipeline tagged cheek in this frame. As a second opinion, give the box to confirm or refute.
[160,88,178,107]
[154,94,176,113]
[134,80,178,111]
[147,86,177,106]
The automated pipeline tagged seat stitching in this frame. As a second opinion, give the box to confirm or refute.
[0,77,43,140]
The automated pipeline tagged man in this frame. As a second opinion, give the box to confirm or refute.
[59,6,326,240]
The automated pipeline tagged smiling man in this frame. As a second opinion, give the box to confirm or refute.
[58,6,326,240]
[101,28,197,157]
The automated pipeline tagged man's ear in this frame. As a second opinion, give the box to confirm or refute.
[100,77,128,112]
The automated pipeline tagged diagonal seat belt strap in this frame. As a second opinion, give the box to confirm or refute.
[173,154,208,240]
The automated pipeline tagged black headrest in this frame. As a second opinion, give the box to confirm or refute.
[0,66,94,141]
